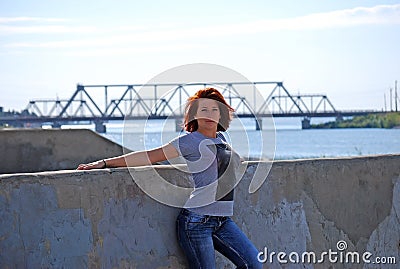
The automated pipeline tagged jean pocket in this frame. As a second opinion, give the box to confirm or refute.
[186,217,207,231]
[188,215,208,224]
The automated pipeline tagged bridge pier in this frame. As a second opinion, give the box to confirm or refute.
[95,121,106,133]
[336,115,343,122]
[301,117,311,129]
[52,122,62,129]
[175,119,183,132]
[255,117,262,130]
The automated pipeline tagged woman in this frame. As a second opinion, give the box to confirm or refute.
[77,88,262,269]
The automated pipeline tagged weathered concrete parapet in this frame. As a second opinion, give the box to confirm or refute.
[1,155,399,268]
[0,129,126,174]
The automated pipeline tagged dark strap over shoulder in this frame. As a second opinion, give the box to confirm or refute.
[217,132,227,142]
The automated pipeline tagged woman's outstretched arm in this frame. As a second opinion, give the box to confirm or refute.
[76,143,179,170]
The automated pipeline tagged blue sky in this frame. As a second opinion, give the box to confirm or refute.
[1,0,400,111]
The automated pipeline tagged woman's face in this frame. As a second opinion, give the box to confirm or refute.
[195,98,221,130]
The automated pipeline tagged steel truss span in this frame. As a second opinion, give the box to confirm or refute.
[1,82,381,130]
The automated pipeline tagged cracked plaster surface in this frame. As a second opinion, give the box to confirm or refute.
[1,155,399,268]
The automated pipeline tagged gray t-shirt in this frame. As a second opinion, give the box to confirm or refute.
[169,131,240,216]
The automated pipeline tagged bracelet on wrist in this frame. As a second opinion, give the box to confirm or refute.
[102,159,107,168]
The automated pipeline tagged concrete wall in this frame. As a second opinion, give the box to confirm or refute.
[0,155,399,268]
[0,129,125,174]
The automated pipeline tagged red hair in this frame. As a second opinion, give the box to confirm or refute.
[184,88,234,132]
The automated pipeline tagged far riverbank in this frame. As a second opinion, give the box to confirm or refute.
[311,112,400,129]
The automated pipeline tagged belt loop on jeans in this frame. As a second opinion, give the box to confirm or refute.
[180,208,192,216]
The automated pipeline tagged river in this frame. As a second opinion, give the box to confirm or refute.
[88,118,400,160]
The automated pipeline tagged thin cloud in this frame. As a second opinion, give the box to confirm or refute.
[0,16,95,35]
[0,25,97,34]
[220,3,400,33]
[0,17,69,23]
[3,4,400,48]
[280,4,400,29]
[65,43,207,57]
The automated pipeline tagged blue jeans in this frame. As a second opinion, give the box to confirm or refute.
[176,209,262,269]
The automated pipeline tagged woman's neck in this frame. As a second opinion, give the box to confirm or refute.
[197,128,217,138]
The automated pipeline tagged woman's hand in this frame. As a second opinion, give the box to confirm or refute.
[76,160,105,170]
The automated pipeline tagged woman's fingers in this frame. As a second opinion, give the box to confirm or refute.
[76,161,102,170]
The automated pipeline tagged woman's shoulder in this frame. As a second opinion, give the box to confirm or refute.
[170,131,195,145]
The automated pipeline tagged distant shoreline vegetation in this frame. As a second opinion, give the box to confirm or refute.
[311,112,400,129]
